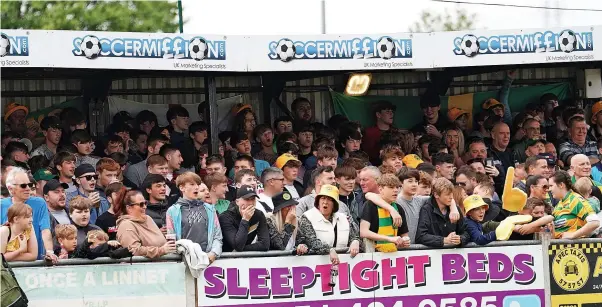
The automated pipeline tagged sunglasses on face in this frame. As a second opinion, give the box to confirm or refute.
[536,185,550,190]
[79,175,99,181]
[18,183,36,189]
[129,201,147,208]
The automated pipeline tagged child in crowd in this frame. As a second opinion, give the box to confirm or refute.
[68,196,101,244]
[574,177,601,213]
[55,224,78,258]
[464,195,499,245]
[0,204,37,261]
[416,171,432,196]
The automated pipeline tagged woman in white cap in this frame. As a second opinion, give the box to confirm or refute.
[296,185,360,264]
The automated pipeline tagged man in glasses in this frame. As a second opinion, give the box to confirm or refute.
[0,167,57,262]
[455,166,478,196]
[66,164,109,224]
[525,175,553,209]
[256,167,285,214]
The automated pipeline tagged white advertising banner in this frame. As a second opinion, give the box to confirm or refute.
[1,26,601,72]
[0,29,248,71]
[197,246,546,307]
[431,26,598,68]
[245,33,432,72]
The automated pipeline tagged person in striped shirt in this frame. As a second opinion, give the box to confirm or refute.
[549,171,600,239]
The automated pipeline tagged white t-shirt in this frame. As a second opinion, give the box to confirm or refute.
[256,193,274,214]
[50,209,71,225]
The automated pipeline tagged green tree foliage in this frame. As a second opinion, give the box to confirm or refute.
[409,8,476,32]
[1,1,180,32]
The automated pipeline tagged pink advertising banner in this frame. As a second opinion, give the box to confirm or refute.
[197,246,545,307]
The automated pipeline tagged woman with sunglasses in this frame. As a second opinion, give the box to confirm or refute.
[116,190,176,258]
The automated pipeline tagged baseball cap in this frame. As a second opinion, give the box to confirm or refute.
[482,98,503,110]
[74,164,96,177]
[447,107,469,122]
[271,191,298,213]
[40,116,62,130]
[4,103,28,121]
[43,179,69,195]
[236,185,258,200]
[592,101,602,122]
[33,168,56,182]
[274,153,301,169]
[537,153,556,166]
[420,92,441,109]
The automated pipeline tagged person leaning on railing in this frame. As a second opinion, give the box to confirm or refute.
[549,171,600,239]
[296,185,361,265]
[116,190,176,258]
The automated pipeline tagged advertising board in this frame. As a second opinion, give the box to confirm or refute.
[13,262,187,307]
[197,246,546,307]
[549,242,602,307]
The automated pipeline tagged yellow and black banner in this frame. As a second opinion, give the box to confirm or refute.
[549,242,602,307]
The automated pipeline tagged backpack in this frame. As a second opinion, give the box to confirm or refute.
[1,228,29,307]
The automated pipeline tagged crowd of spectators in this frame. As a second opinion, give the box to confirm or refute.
[1,74,601,266]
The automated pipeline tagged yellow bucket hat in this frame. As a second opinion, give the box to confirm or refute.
[314,184,340,212]
[463,195,489,213]
[502,167,528,213]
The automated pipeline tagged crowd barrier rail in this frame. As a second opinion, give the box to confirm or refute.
[9,236,602,307]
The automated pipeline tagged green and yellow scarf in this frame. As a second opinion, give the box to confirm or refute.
[375,204,399,253]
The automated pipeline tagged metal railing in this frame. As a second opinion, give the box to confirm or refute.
[8,238,582,268]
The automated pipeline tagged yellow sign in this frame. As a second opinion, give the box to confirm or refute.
[552,247,590,291]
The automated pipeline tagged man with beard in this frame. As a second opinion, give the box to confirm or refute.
[43,179,70,248]
[253,124,277,165]
[455,166,478,196]
[291,97,313,123]
[559,116,599,167]
[54,151,77,193]
[66,164,109,224]
[363,101,396,164]
[32,116,62,160]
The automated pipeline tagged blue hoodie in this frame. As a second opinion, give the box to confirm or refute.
[465,218,497,246]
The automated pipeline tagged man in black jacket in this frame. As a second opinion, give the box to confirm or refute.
[141,174,170,230]
[416,178,470,248]
[219,185,270,252]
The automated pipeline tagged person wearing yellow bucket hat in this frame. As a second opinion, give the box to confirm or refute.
[274,153,304,199]
[297,184,360,264]
[447,107,469,132]
[463,195,498,245]
[3,103,29,137]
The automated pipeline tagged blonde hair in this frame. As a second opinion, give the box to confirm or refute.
[453,186,468,215]
[176,171,202,188]
[6,204,32,224]
[55,224,77,239]
[443,127,465,156]
[87,229,109,242]
[68,195,92,214]
[574,177,593,198]
[432,177,454,196]
[377,173,402,187]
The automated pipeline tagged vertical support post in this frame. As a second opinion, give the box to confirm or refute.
[540,232,552,307]
[177,0,184,33]
[320,0,326,34]
[205,76,219,155]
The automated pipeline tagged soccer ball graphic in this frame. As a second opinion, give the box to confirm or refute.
[376,37,396,60]
[189,37,208,61]
[558,30,576,53]
[276,39,296,62]
[0,33,10,57]
[460,34,480,57]
[80,35,102,59]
